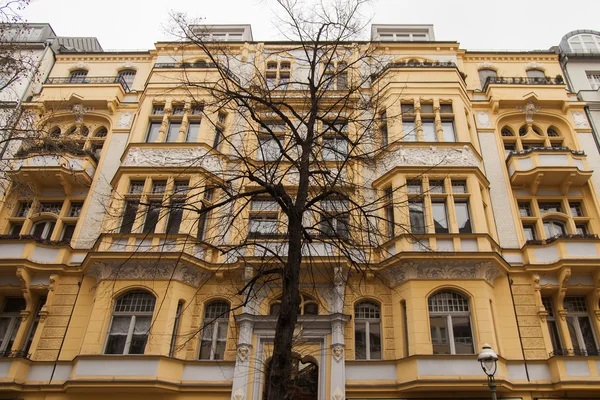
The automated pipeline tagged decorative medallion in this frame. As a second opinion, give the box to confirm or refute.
[331,345,344,362]
[237,344,251,362]
[117,112,133,129]
[476,112,491,128]
[572,112,590,128]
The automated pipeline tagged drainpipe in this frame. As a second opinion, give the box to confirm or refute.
[507,274,530,381]
[49,275,83,384]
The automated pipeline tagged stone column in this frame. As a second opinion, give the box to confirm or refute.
[231,314,254,400]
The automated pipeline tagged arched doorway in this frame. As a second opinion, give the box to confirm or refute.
[263,354,318,400]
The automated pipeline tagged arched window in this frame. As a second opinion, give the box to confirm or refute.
[501,127,514,137]
[30,219,56,240]
[66,126,77,135]
[69,69,87,83]
[543,219,567,238]
[547,127,560,137]
[564,296,598,355]
[94,127,108,138]
[199,301,230,360]
[568,34,600,53]
[104,290,155,355]
[263,355,318,400]
[49,127,61,138]
[526,69,545,79]
[269,293,319,316]
[519,125,528,136]
[354,301,381,360]
[117,69,136,91]
[0,297,26,355]
[478,69,497,89]
[428,291,474,354]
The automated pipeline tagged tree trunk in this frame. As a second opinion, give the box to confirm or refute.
[265,212,303,400]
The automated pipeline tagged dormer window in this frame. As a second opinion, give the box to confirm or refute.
[568,34,600,53]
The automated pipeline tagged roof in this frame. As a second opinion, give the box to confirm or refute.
[56,36,104,53]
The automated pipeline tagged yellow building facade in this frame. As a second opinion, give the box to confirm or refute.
[1,24,600,400]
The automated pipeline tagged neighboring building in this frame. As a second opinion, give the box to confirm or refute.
[1,23,600,400]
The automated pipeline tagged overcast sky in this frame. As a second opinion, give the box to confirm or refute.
[23,0,600,51]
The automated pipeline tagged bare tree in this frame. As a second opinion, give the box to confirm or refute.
[116,0,422,398]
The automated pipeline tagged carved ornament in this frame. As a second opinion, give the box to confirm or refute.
[476,112,491,128]
[117,112,133,129]
[380,260,504,287]
[122,147,224,177]
[87,261,210,287]
[332,387,344,400]
[331,344,345,362]
[237,343,251,362]
[572,112,590,128]
[233,388,245,400]
[380,145,479,177]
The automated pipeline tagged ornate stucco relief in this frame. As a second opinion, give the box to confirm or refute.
[572,112,590,128]
[87,260,210,287]
[117,112,133,129]
[476,112,492,128]
[380,145,480,177]
[122,147,224,176]
[380,260,504,287]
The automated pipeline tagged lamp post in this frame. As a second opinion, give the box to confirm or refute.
[477,343,498,400]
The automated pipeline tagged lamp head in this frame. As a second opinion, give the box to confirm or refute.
[477,343,498,376]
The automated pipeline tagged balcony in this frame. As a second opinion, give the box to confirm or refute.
[10,147,97,188]
[481,76,568,103]
[39,76,130,111]
[522,235,600,264]
[506,147,591,191]
[371,60,462,82]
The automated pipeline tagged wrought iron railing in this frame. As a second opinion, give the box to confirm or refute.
[45,75,130,92]
[550,348,600,357]
[507,146,585,157]
[0,349,29,359]
[371,60,459,81]
[525,233,599,246]
[483,76,564,91]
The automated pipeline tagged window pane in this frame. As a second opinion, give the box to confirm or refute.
[143,201,161,234]
[409,201,426,234]
[578,317,598,354]
[548,321,561,352]
[567,317,581,351]
[129,316,151,354]
[186,122,201,142]
[166,122,181,142]
[422,120,436,142]
[442,121,455,142]
[354,321,367,360]
[166,201,184,234]
[430,316,451,354]
[421,103,434,114]
[62,224,76,242]
[105,316,130,354]
[452,316,474,354]
[455,202,472,234]
[523,225,536,241]
[146,122,161,143]
[432,202,449,233]
[120,201,139,234]
[369,322,382,360]
[403,119,416,141]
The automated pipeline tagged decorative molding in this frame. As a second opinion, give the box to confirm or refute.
[122,147,224,176]
[525,62,544,69]
[572,112,590,128]
[74,62,88,70]
[236,343,251,362]
[476,112,491,128]
[381,146,479,176]
[517,101,541,124]
[69,103,92,124]
[332,387,344,400]
[477,61,496,70]
[380,260,504,287]
[233,388,245,400]
[117,112,133,129]
[331,344,345,362]
[87,261,210,287]
[557,267,571,321]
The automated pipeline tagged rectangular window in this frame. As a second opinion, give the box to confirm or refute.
[539,202,562,214]
[146,122,161,143]
[142,200,162,234]
[166,122,181,142]
[439,103,453,114]
[120,201,139,234]
[322,136,348,161]
[384,187,394,239]
[442,120,455,142]
[421,119,436,142]
[16,202,31,218]
[407,181,422,194]
[401,103,414,114]
[151,181,167,194]
[197,212,208,240]
[250,199,278,211]
[61,223,76,242]
[409,200,426,234]
[429,180,445,194]
[172,105,184,115]
[518,202,532,217]
[166,200,184,235]
[523,224,537,241]
[190,104,204,115]
[570,202,584,217]
[129,181,145,194]
[174,181,189,195]
[213,126,223,149]
[402,118,416,142]
[152,105,165,115]
[186,122,201,142]
[587,72,600,90]
[576,224,589,235]
[421,103,434,114]
[430,316,451,354]
[9,223,22,235]
[432,201,449,234]
[451,181,467,194]
[454,201,472,234]
[249,215,278,236]
[39,202,63,214]
[257,136,281,161]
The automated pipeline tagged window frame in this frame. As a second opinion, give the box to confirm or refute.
[354,301,382,360]
[428,291,474,355]
[199,301,230,360]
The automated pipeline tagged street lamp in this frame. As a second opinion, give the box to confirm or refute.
[477,343,498,400]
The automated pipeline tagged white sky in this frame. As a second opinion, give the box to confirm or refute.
[23,0,600,51]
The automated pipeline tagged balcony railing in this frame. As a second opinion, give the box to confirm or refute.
[550,348,600,357]
[507,146,585,158]
[483,76,564,91]
[0,349,29,359]
[45,75,130,92]
[371,60,459,81]
[526,233,599,246]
